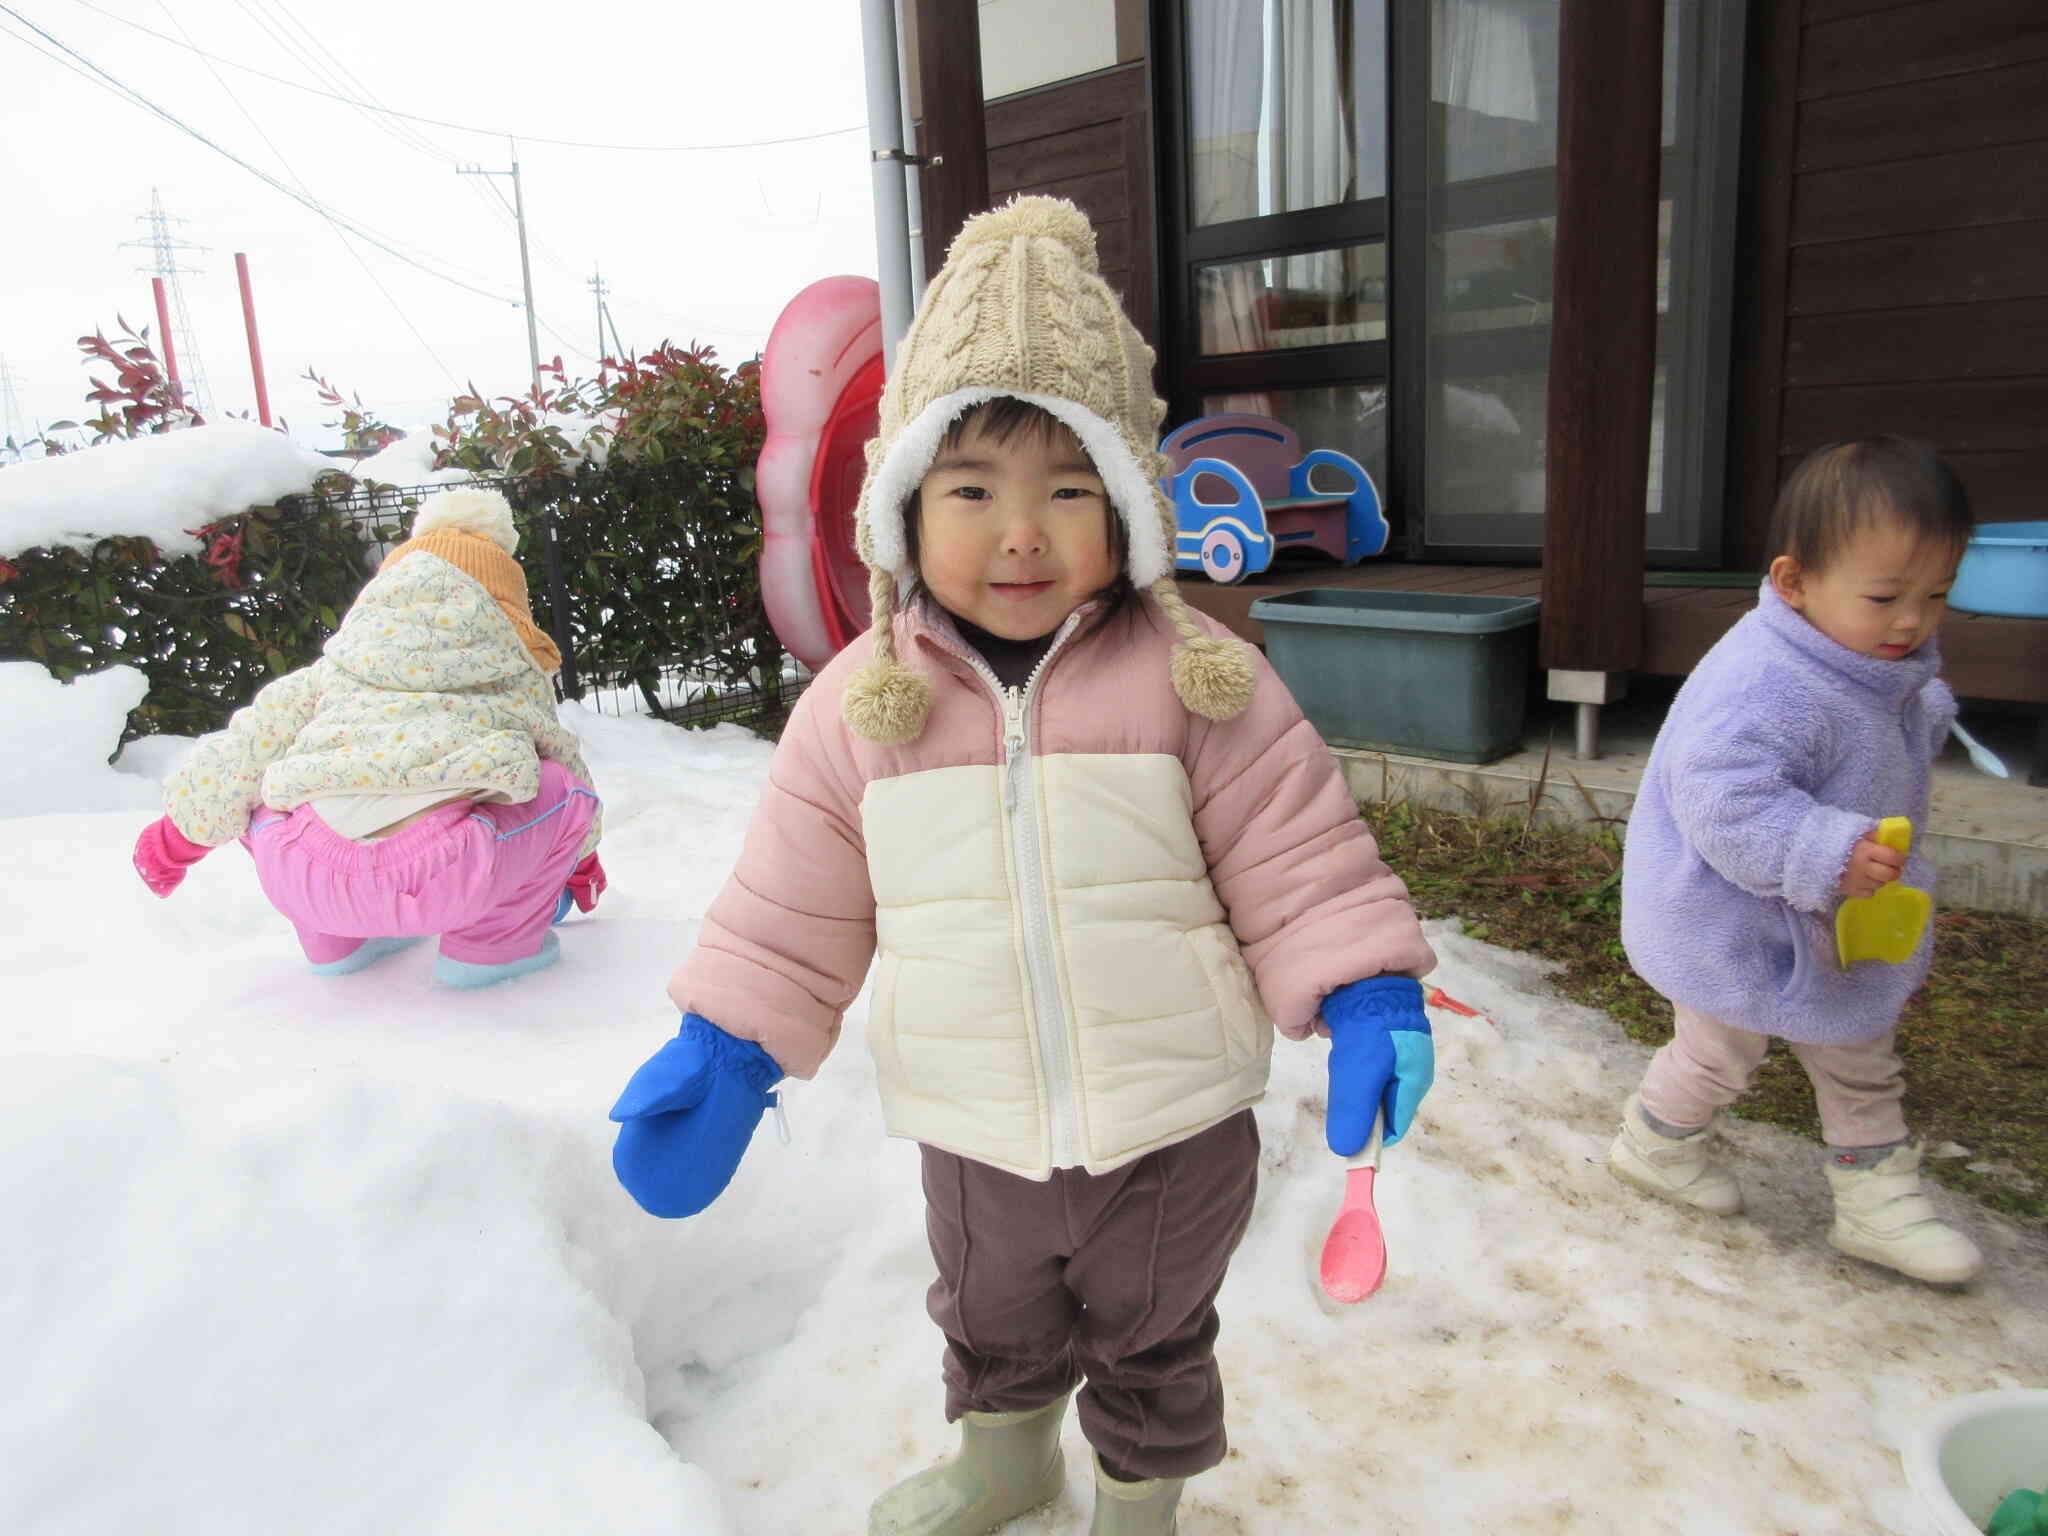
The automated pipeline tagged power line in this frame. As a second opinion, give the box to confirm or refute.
[60,0,867,153]
[1,6,521,307]
[230,0,458,166]
[152,0,463,390]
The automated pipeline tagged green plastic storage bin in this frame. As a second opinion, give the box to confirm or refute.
[1248,589,1540,764]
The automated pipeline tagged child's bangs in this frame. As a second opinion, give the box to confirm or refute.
[938,396,1087,458]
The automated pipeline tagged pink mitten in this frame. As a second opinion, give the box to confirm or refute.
[566,852,607,913]
[134,816,211,897]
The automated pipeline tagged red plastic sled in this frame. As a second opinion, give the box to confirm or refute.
[756,276,884,672]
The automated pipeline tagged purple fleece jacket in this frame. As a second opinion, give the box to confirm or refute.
[1620,581,1955,1044]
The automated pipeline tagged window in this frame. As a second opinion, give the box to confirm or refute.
[1161,1,1391,507]
[1412,0,1742,560]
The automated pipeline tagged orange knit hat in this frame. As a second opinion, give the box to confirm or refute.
[378,488,563,676]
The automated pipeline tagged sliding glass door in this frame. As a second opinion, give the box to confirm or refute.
[1161,0,1392,495]
[1412,0,1744,561]
[1158,0,1745,565]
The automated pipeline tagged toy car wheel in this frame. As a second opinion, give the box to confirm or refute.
[1199,525,1249,584]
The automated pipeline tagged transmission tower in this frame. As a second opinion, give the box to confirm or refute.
[120,188,213,415]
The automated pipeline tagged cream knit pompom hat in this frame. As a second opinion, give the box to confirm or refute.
[841,194,1256,745]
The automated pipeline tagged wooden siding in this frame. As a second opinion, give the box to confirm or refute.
[1732,0,2048,556]
[983,63,1158,349]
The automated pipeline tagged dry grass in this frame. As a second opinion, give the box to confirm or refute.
[1364,791,2048,1228]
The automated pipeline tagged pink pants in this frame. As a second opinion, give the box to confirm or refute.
[243,760,599,967]
[1638,1001,1908,1148]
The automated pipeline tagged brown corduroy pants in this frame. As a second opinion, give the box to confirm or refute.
[917,1110,1260,1483]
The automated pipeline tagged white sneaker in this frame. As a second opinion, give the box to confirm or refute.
[1825,1141,1983,1285]
[1607,1093,1743,1215]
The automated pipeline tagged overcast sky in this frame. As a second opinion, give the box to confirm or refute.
[1,0,881,450]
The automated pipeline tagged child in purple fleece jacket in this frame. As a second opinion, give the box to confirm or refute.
[1608,438,1982,1286]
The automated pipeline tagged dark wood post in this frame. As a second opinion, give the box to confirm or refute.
[1540,0,1664,678]
[913,0,992,281]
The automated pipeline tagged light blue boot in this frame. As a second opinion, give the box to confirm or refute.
[308,936,426,976]
[434,930,561,989]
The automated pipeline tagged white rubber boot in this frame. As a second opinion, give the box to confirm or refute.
[1606,1093,1743,1214]
[868,1397,1067,1536]
[1826,1141,1983,1285]
[1089,1454,1184,1536]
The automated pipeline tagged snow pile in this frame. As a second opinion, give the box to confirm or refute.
[0,420,338,559]
[0,662,164,816]
[1,696,2041,1535]
[347,428,476,490]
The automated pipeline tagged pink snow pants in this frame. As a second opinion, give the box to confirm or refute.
[243,760,599,967]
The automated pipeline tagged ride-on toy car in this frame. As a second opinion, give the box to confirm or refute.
[1160,413,1388,584]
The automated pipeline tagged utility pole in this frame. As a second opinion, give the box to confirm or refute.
[588,267,626,362]
[0,355,26,448]
[121,188,212,415]
[457,145,577,705]
[457,142,543,395]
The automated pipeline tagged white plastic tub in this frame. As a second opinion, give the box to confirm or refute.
[1900,1389,2048,1535]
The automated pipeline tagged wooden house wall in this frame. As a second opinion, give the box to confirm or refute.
[981,63,1160,352]
[1732,0,2048,564]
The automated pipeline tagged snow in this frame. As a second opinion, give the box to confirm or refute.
[349,411,618,493]
[4,675,2043,1536]
[0,420,338,559]
[0,661,163,815]
[348,429,475,490]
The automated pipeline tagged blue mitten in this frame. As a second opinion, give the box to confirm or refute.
[1322,976,1434,1155]
[610,1013,782,1218]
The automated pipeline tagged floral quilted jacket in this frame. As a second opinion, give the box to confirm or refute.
[163,549,598,852]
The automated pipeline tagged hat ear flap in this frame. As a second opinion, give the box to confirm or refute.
[842,568,934,745]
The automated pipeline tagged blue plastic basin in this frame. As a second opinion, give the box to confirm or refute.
[1949,521,2048,618]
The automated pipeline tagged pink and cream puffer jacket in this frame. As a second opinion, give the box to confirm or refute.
[670,594,1435,1180]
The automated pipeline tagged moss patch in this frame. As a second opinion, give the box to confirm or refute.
[1365,798,2048,1227]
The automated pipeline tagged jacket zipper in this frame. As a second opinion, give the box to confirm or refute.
[933,614,1086,1169]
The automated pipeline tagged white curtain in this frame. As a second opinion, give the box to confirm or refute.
[1431,0,1542,123]
[1187,0,1265,226]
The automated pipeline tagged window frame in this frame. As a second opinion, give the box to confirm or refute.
[1154,1,1395,435]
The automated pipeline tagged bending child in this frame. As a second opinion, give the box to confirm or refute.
[1610,437,1980,1285]
[605,196,1437,1535]
[134,486,604,988]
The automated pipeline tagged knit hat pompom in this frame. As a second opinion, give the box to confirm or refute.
[410,486,519,553]
[1169,633,1257,721]
[840,565,933,744]
[841,655,934,746]
[1154,579,1256,721]
[947,194,1098,272]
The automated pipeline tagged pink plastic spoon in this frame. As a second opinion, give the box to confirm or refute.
[1318,1110,1387,1304]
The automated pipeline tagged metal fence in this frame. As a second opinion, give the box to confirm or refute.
[303,475,810,731]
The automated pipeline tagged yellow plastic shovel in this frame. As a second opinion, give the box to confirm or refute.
[1834,817,1930,968]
